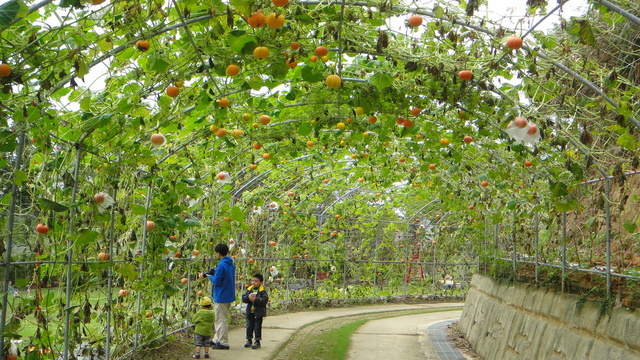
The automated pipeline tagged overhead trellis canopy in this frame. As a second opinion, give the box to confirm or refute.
[0,0,637,221]
[1,0,640,358]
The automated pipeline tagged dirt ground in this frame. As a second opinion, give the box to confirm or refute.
[447,321,482,359]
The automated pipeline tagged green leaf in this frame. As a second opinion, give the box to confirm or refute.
[555,198,581,212]
[301,66,323,82]
[247,76,264,90]
[227,31,257,54]
[1,192,11,205]
[624,221,637,234]
[116,263,138,281]
[81,113,112,132]
[130,204,147,215]
[0,0,28,26]
[163,283,180,296]
[75,230,99,245]
[0,130,17,152]
[229,0,252,17]
[13,169,27,185]
[365,18,386,26]
[548,179,568,198]
[230,206,245,222]
[38,198,69,212]
[568,18,596,46]
[285,89,296,100]
[184,218,200,227]
[433,5,445,18]
[148,56,170,73]
[76,59,89,79]
[59,0,82,8]
[617,132,637,151]
[298,121,312,136]
[368,72,393,90]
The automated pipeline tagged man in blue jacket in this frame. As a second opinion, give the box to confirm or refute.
[200,243,236,350]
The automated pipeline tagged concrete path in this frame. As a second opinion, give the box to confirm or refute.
[202,302,465,360]
[347,310,464,360]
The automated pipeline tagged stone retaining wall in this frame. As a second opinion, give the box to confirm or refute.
[459,274,640,360]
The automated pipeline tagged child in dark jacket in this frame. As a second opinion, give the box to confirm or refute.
[241,273,269,349]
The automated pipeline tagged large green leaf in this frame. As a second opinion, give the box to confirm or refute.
[147,55,170,73]
[568,18,596,46]
[81,113,112,132]
[130,204,147,215]
[229,0,251,17]
[617,132,637,151]
[230,206,245,222]
[369,72,393,90]
[38,198,69,212]
[624,221,637,234]
[0,0,28,26]
[116,263,138,281]
[301,67,323,82]
[59,0,83,8]
[75,230,100,245]
[12,170,27,186]
[227,30,257,54]
[163,283,180,296]
[0,130,16,152]
[554,198,581,212]
[298,121,312,136]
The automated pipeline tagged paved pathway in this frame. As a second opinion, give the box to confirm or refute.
[197,302,467,360]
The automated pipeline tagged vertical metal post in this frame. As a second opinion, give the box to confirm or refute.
[562,212,567,292]
[285,247,290,309]
[133,185,153,356]
[342,245,347,297]
[494,224,499,260]
[433,241,437,291]
[63,145,83,359]
[185,229,194,323]
[162,261,169,340]
[481,216,488,273]
[604,176,611,295]
[374,246,378,288]
[264,211,270,272]
[105,184,118,359]
[534,199,540,284]
[512,220,517,278]
[0,131,26,359]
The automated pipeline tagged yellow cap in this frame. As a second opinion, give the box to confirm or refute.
[200,297,213,307]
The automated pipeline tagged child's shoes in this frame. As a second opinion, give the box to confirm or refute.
[204,355,210,359]
[192,355,200,359]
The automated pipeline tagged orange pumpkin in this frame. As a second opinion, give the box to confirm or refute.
[226,64,240,76]
[458,70,473,81]
[408,15,423,27]
[325,75,341,88]
[266,13,285,28]
[254,46,270,59]
[247,10,266,28]
[286,57,298,68]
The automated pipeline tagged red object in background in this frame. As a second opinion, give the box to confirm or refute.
[316,272,328,281]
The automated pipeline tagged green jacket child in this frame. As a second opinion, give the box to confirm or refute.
[193,297,215,336]
[192,297,215,359]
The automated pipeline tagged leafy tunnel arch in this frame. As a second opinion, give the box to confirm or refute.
[1,0,640,358]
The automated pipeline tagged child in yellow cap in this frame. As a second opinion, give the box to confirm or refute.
[192,297,215,359]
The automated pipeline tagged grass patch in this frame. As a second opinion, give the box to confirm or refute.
[312,319,368,360]
[271,307,463,360]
